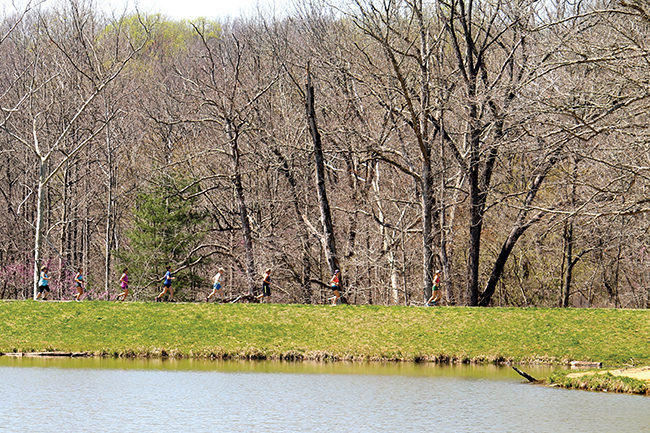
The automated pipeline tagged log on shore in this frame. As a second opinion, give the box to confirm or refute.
[570,360,602,369]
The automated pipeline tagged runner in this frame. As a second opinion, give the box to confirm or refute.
[329,269,341,306]
[73,267,84,301]
[155,266,175,302]
[116,268,129,301]
[426,270,442,306]
[205,267,225,302]
[256,268,272,303]
[36,266,50,301]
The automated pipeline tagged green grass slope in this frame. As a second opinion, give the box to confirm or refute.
[1,302,647,365]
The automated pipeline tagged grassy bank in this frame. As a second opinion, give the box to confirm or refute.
[549,370,650,396]
[1,301,648,366]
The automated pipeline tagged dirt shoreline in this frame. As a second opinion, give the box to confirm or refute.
[567,366,650,382]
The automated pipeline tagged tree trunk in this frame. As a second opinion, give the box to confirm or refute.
[105,122,114,299]
[561,221,574,307]
[230,135,256,294]
[58,164,69,300]
[33,160,46,299]
[467,150,482,306]
[422,161,435,303]
[306,68,339,275]
[437,113,455,305]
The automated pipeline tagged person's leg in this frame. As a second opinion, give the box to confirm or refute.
[206,289,216,301]
[432,288,441,304]
[156,286,168,300]
[331,289,340,305]
[169,286,174,301]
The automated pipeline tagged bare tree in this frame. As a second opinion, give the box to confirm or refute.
[0,1,146,298]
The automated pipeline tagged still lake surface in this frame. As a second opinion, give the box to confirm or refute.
[0,357,648,432]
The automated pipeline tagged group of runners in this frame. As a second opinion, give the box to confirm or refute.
[35,266,85,301]
[35,265,346,305]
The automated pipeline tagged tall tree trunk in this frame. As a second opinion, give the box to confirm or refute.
[371,162,400,304]
[230,133,256,294]
[417,0,435,304]
[438,133,455,305]
[105,122,114,299]
[560,220,574,307]
[466,135,482,306]
[82,145,91,296]
[58,164,69,300]
[344,156,358,260]
[33,160,46,299]
[422,161,435,303]
[306,68,339,275]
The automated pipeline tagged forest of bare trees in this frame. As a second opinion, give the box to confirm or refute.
[0,0,647,307]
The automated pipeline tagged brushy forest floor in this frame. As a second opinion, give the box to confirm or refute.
[1,301,647,366]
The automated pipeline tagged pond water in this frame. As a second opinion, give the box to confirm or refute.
[0,357,647,432]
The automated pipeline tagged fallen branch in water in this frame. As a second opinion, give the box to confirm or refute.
[513,366,538,382]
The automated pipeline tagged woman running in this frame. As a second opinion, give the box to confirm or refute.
[329,269,341,306]
[73,267,84,301]
[116,268,129,301]
[206,268,225,302]
[155,266,175,302]
[36,266,50,301]
[256,268,272,303]
[426,270,442,306]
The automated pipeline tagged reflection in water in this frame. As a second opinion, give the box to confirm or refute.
[0,356,556,377]
[0,358,647,433]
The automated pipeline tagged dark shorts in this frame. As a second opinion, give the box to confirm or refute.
[38,285,50,293]
[163,283,172,288]
[213,283,222,291]
[331,284,340,292]
[75,282,82,288]
[262,282,271,297]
